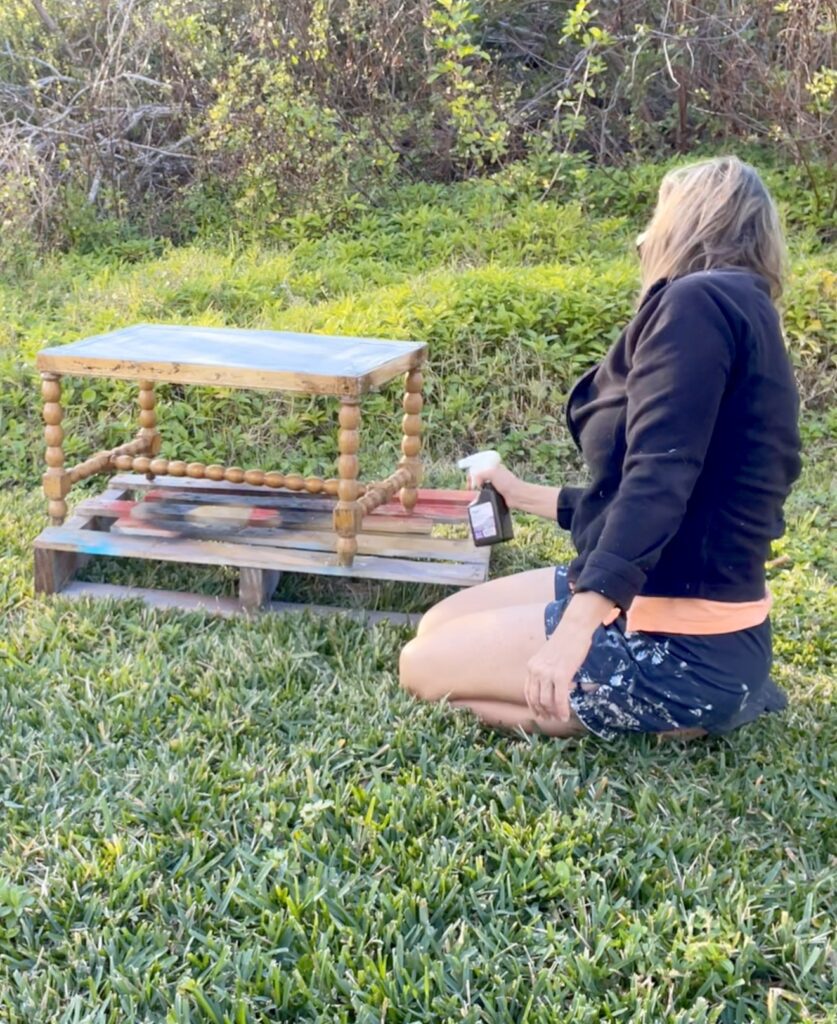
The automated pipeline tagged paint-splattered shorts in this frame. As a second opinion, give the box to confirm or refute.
[545,566,788,740]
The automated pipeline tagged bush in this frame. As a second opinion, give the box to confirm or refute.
[0,1,833,253]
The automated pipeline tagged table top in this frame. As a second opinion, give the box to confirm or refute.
[37,324,427,395]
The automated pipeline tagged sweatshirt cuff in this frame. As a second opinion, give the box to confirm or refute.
[573,550,647,611]
[557,486,583,531]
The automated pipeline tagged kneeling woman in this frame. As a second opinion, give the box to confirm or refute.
[400,156,801,740]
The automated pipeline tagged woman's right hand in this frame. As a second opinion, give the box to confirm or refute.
[465,464,562,521]
[466,463,522,508]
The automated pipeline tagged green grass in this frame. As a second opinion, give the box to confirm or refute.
[0,168,835,1022]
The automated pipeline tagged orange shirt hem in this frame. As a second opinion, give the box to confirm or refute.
[603,592,773,636]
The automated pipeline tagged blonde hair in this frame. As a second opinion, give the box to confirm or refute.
[638,156,786,302]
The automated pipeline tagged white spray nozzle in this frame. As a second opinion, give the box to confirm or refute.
[458,450,501,476]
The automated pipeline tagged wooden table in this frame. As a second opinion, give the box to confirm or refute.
[36,324,427,566]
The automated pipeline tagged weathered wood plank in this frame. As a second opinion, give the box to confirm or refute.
[34,547,79,595]
[78,497,438,537]
[84,480,475,531]
[110,474,475,518]
[93,503,483,563]
[32,491,128,594]
[59,581,423,627]
[35,527,488,586]
[136,523,485,563]
[239,568,281,610]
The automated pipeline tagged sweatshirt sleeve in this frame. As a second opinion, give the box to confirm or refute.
[557,485,584,530]
[573,280,736,610]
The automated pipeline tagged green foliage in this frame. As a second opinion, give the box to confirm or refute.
[782,261,837,408]
[0,165,834,1022]
[0,167,832,490]
[201,56,396,230]
[1,0,834,254]
[427,0,512,171]
[806,67,837,115]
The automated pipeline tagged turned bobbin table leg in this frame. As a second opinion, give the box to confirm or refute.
[41,372,70,526]
[399,368,423,512]
[137,379,162,478]
[334,397,361,566]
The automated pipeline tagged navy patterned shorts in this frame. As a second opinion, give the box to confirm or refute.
[545,566,788,740]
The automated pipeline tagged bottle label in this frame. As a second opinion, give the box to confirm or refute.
[469,501,498,541]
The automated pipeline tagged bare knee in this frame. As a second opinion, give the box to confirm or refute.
[399,636,449,703]
[415,593,460,637]
[414,605,443,638]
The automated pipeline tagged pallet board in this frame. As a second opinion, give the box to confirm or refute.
[36,525,488,586]
[109,474,476,522]
[60,581,422,626]
[34,477,491,612]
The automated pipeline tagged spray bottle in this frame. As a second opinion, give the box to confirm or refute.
[457,450,514,547]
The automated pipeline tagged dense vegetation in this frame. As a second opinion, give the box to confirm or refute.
[1,157,835,487]
[1,0,834,260]
[0,151,835,1021]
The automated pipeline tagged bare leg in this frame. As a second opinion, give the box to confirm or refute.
[401,601,707,742]
[658,727,707,742]
[401,602,589,737]
[449,699,588,737]
[451,699,703,740]
[417,566,555,637]
[402,604,547,704]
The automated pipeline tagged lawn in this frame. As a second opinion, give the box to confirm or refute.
[0,164,834,1023]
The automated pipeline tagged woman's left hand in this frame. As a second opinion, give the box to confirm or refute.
[524,591,616,720]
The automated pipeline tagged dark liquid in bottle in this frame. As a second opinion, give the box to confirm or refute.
[467,483,514,547]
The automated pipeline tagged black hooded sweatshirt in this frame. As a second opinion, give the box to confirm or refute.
[558,268,802,612]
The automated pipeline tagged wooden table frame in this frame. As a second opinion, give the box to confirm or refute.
[37,326,428,569]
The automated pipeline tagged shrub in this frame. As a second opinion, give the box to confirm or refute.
[0,1,833,252]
